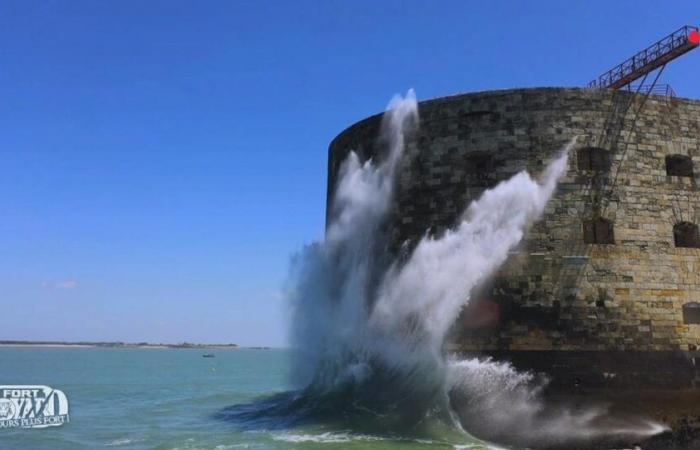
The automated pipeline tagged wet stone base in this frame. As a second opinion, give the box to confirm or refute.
[479,351,700,449]
[553,429,700,450]
[544,395,700,450]
[481,350,700,390]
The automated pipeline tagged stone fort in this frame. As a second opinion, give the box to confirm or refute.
[326,87,700,391]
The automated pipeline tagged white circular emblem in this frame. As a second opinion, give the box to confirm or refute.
[0,399,15,419]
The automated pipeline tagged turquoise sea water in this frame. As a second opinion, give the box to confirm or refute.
[0,348,494,450]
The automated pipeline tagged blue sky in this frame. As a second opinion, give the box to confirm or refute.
[1,1,698,346]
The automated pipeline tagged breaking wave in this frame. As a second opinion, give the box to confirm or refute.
[219,91,666,448]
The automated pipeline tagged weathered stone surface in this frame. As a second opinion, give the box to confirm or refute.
[327,87,700,388]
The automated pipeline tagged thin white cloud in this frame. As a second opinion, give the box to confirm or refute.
[42,280,78,290]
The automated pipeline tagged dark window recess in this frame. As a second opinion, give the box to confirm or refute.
[583,218,615,244]
[473,155,493,172]
[467,154,495,186]
[683,302,700,324]
[462,110,492,118]
[418,133,431,148]
[674,222,700,248]
[665,155,694,177]
[577,147,610,171]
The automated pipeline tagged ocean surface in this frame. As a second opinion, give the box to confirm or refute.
[0,348,496,450]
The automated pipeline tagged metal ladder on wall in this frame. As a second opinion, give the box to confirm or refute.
[595,67,667,218]
[548,26,698,307]
[587,25,699,217]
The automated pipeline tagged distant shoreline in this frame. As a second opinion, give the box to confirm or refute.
[0,340,272,350]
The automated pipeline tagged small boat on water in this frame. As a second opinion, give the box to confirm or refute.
[202,354,215,358]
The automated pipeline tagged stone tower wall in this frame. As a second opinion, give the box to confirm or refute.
[327,87,700,388]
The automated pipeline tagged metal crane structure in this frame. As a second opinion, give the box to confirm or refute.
[588,25,699,91]
[585,25,699,219]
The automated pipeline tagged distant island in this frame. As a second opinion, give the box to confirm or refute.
[0,340,249,349]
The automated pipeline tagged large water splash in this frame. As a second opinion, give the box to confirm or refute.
[229,91,666,448]
[289,89,570,412]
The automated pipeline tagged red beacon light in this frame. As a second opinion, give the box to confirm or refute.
[690,29,700,45]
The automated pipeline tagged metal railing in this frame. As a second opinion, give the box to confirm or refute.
[622,83,676,98]
[588,25,699,90]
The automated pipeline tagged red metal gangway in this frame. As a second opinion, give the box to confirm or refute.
[588,25,699,90]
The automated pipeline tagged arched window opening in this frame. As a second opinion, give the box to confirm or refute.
[674,222,700,248]
[666,155,694,177]
[683,302,700,324]
[577,147,610,171]
[583,218,615,244]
